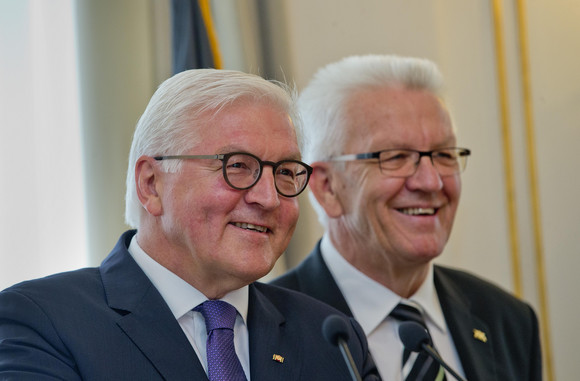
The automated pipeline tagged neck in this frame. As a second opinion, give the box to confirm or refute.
[328,230,430,298]
[135,227,248,300]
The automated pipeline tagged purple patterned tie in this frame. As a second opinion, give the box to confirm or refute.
[195,300,247,381]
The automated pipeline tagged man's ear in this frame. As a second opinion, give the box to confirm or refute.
[308,162,344,218]
[135,156,163,217]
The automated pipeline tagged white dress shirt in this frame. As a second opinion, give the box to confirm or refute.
[128,237,251,379]
[320,233,465,380]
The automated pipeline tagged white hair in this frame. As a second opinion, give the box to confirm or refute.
[125,69,299,228]
[298,55,446,227]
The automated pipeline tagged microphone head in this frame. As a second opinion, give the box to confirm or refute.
[322,314,350,346]
[398,321,430,352]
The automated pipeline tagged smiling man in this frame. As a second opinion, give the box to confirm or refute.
[0,69,379,380]
[272,55,542,380]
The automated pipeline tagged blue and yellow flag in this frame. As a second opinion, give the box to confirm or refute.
[171,0,222,73]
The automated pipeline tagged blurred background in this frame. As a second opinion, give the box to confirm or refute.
[1,1,578,379]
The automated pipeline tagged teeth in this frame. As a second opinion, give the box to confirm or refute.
[233,222,268,232]
[400,208,435,216]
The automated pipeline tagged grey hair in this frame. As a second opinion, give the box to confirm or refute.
[298,54,446,227]
[125,69,299,228]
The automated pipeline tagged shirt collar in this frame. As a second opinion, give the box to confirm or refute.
[128,236,249,323]
[403,265,447,334]
[320,233,446,335]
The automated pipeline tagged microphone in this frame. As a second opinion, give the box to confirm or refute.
[398,321,467,381]
[322,314,362,381]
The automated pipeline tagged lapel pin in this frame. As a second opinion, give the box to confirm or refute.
[473,328,488,343]
[272,354,285,363]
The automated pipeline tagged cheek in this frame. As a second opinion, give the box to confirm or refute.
[283,200,300,227]
[440,178,462,231]
[444,176,462,205]
[367,177,406,209]
[171,187,232,232]
[364,178,408,229]
[274,200,300,243]
[337,170,374,214]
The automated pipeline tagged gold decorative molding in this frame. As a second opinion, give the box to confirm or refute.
[514,0,553,379]
[491,0,523,297]
[491,0,553,379]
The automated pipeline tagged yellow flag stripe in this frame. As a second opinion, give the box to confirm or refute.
[198,0,223,69]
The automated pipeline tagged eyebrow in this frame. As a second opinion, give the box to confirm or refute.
[216,146,303,162]
[371,139,457,151]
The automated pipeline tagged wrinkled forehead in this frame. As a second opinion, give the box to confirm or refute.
[192,98,300,157]
[340,86,454,150]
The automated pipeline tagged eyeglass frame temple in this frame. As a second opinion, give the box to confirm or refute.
[330,147,471,162]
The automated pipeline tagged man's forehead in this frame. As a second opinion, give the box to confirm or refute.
[186,105,300,160]
[340,91,455,152]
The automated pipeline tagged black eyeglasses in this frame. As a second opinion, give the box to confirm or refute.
[329,147,471,177]
[154,152,313,197]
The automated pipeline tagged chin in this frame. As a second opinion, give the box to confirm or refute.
[420,251,442,262]
[238,259,277,280]
[421,246,446,260]
[407,242,443,260]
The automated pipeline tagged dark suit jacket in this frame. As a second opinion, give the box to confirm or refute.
[0,231,379,380]
[272,241,543,381]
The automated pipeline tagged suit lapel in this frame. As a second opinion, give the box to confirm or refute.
[434,266,497,381]
[246,284,301,380]
[297,243,500,380]
[296,243,353,316]
[100,231,208,381]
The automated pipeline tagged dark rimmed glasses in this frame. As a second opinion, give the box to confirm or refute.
[154,152,313,197]
[329,147,471,177]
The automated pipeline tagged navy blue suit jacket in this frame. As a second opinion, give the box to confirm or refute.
[0,231,379,380]
[271,241,543,381]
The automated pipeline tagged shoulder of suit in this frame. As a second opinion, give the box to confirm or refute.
[1,267,101,302]
[434,265,535,312]
[253,281,348,317]
[269,244,323,288]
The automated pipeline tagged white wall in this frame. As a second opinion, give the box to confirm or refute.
[74,0,163,264]
[526,1,580,379]
[0,0,87,290]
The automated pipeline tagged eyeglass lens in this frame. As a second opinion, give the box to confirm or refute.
[224,153,309,196]
[378,148,468,177]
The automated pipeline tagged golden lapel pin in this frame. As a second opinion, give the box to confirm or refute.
[272,354,285,363]
[473,328,488,343]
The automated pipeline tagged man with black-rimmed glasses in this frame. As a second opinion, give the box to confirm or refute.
[273,54,542,381]
[0,69,379,380]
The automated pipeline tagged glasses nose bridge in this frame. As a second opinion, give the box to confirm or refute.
[260,159,277,169]
[259,159,279,177]
[411,150,439,176]
[415,150,435,165]
[253,159,279,188]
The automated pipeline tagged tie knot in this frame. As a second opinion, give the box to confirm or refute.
[390,303,426,327]
[195,300,238,332]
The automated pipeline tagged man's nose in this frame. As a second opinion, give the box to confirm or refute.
[245,167,280,209]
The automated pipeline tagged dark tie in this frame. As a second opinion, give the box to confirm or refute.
[390,303,447,381]
[195,300,247,381]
